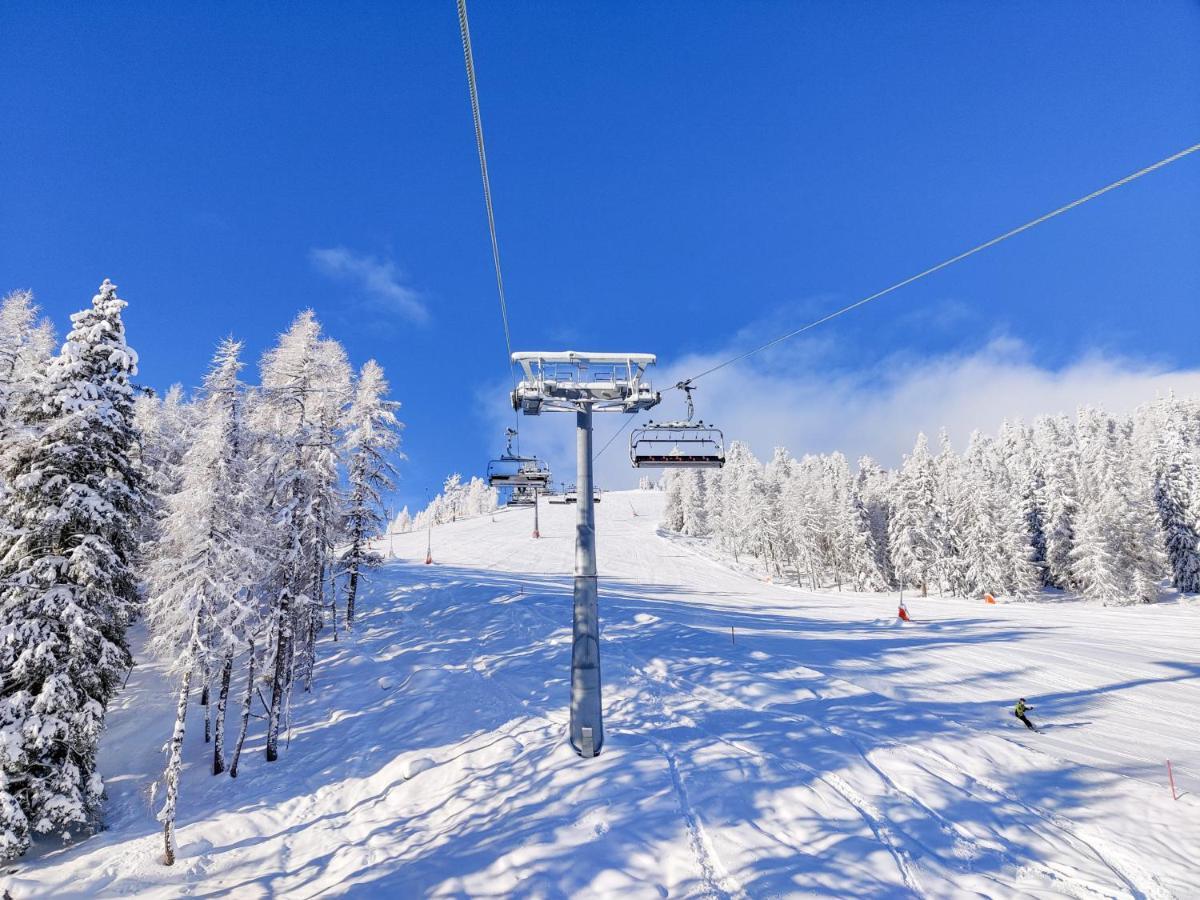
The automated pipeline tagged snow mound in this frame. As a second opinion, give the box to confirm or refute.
[403,757,436,780]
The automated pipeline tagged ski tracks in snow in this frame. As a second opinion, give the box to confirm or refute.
[902,742,1172,900]
[619,643,926,898]
[517,592,924,897]
[654,737,746,900]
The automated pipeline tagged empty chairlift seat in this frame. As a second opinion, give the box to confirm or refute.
[486,456,551,488]
[630,421,725,469]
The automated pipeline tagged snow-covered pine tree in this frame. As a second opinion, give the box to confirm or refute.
[764,448,798,577]
[701,467,728,552]
[857,457,895,588]
[660,470,685,532]
[999,420,1049,586]
[1034,415,1080,590]
[464,476,494,517]
[0,279,145,858]
[679,467,708,536]
[778,456,825,589]
[826,452,886,591]
[716,442,765,564]
[1149,399,1200,593]
[340,360,402,628]
[931,430,968,596]
[958,432,1040,600]
[0,290,54,450]
[440,474,466,523]
[888,433,939,595]
[1071,408,1165,604]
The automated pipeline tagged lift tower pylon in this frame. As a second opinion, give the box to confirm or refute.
[510,351,659,757]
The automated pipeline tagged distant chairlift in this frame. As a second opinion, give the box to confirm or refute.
[487,428,552,490]
[507,484,538,507]
[629,383,725,469]
[558,484,601,504]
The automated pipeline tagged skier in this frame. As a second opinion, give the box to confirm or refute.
[1014,697,1036,730]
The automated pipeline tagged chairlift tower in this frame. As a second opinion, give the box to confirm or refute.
[511,351,660,757]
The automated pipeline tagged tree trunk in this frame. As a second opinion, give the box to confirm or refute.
[230,642,255,778]
[212,650,233,775]
[201,662,211,744]
[160,668,192,866]
[804,546,818,590]
[329,565,339,643]
[267,591,292,763]
[303,561,324,692]
[346,565,359,629]
[284,600,297,693]
[303,608,318,693]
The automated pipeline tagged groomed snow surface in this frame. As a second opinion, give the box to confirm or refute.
[7,491,1198,898]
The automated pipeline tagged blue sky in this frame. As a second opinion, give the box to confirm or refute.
[3,2,1199,512]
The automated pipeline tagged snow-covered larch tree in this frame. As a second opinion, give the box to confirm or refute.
[146,338,258,863]
[339,360,402,628]
[132,384,193,550]
[253,312,351,756]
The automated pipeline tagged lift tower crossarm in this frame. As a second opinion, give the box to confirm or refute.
[511,351,660,415]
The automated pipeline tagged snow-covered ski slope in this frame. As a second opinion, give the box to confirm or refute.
[9,490,1199,899]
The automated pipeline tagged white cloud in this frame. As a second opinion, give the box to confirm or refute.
[310,247,429,323]
[671,338,1200,465]
[482,337,1200,491]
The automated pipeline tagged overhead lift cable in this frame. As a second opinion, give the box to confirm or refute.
[457,0,517,382]
[674,141,1200,391]
[595,413,638,461]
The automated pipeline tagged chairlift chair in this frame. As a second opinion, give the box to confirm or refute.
[487,456,551,488]
[628,383,725,469]
[486,428,552,489]
[630,421,725,468]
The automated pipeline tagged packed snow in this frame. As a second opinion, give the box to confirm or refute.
[5,490,1197,898]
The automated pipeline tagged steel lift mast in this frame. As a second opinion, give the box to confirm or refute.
[511,351,659,757]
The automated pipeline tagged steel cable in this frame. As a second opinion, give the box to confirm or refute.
[677,141,1200,388]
